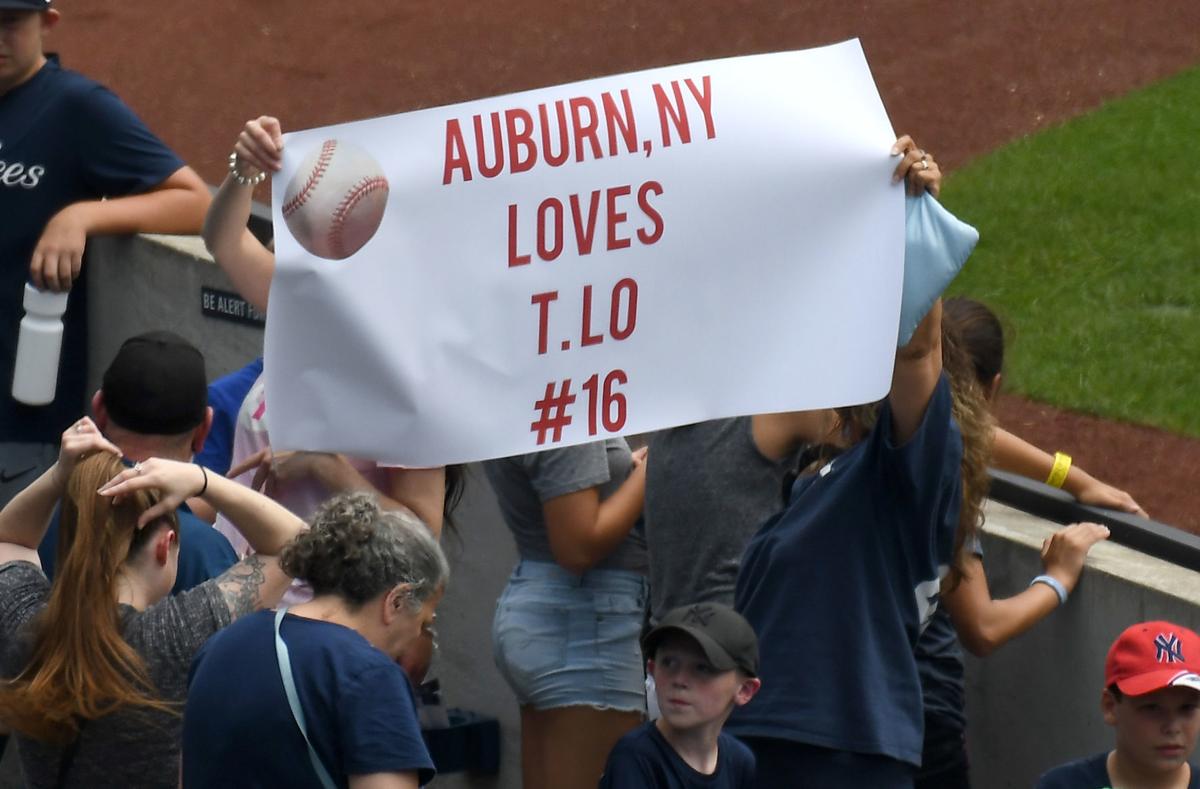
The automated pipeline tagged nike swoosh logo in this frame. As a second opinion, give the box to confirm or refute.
[0,466,37,484]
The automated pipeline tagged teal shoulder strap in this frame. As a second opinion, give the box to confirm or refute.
[274,607,339,789]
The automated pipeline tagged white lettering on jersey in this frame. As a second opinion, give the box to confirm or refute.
[914,564,950,634]
[0,142,46,189]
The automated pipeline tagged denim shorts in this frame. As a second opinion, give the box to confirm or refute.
[493,560,648,712]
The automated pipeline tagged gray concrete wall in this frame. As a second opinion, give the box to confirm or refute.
[85,233,264,394]
[427,469,522,788]
[967,502,1200,788]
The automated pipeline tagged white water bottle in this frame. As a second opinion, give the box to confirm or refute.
[11,283,70,406]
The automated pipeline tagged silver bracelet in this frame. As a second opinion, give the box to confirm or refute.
[228,152,267,187]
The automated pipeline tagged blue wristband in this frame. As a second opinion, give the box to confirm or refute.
[1031,574,1069,606]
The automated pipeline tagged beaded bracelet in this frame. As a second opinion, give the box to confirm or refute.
[228,152,267,187]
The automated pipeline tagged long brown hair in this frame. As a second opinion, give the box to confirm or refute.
[941,321,995,590]
[0,454,179,743]
[943,296,1006,387]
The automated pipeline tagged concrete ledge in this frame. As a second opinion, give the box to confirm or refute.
[85,233,263,395]
[967,501,1200,788]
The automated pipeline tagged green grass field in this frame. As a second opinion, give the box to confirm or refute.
[939,65,1200,437]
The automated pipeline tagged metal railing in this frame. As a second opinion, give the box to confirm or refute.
[988,469,1200,574]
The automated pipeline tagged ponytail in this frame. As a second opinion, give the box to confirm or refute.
[941,321,995,591]
[0,454,179,742]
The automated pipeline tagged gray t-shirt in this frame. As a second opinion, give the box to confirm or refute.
[483,438,647,573]
[0,561,231,789]
[645,417,796,622]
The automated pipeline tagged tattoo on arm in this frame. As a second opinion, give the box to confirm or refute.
[217,555,269,618]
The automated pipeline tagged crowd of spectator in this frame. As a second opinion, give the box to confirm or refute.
[2,2,1195,788]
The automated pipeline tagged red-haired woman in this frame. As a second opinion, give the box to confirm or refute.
[0,417,304,788]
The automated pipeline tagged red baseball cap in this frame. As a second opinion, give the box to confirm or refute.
[1106,621,1200,697]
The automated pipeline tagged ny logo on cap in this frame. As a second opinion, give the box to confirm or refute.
[1155,633,1185,663]
[682,604,714,627]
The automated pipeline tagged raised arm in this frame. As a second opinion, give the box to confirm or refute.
[0,418,120,564]
[886,135,948,444]
[202,116,284,312]
[889,299,944,445]
[32,166,210,292]
[991,428,1147,516]
[543,448,648,575]
[99,458,305,617]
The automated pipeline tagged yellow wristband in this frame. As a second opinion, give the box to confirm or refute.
[1046,452,1072,489]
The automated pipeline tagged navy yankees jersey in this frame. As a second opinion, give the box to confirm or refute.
[730,374,962,768]
[0,55,183,442]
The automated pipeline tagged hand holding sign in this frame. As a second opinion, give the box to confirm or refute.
[232,116,284,177]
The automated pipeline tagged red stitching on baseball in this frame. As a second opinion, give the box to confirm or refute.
[328,175,389,258]
[282,139,337,218]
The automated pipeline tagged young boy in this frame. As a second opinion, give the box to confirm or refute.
[599,603,761,788]
[1037,620,1200,788]
[0,0,209,509]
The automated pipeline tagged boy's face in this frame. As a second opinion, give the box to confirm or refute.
[649,633,760,733]
[0,9,56,97]
[1103,686,1200,776]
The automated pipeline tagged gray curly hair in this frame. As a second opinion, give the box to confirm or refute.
[280,492,448,610]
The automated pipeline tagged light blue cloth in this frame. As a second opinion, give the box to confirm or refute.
[899,193,980,346]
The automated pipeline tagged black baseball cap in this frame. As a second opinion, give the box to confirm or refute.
[0,0,53,10]
[101,331,207,435]
[643,603,759,677]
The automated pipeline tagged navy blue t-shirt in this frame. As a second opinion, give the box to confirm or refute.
[0,56,184,442]
[599,722,755,788]
[194,358,263,476]
[729,375,962,768]
[1036,752,1200,788]
[183,610,436,788]
[38,501,237,595]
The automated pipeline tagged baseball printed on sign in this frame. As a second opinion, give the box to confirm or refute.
[282,139,390,260]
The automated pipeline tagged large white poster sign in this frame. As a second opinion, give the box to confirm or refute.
[266,39,904,466]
